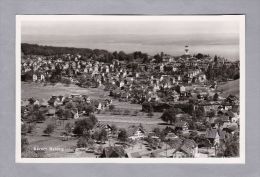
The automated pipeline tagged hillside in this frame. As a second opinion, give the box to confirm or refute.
[217,79,240,98]
[21,43,100,56]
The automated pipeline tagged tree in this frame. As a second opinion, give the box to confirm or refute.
[92,130,100,140]
[196,53,204,59]
[147,103,154,118]
[98,128,108,143]
[224,141,239,157]
[21,136,29,152]
[161,108,178,124]
[118,128,128,142]
[28,97,36,105]
[111,124,118,134]
[109,104,115,111]
[77,137,87,148]
[65,122,73,134]
[27,105,46,123]
[112,51,119,59]
[217,134,239,157]
[126,53,134,62]
[63,109,73,119]
[84,105,95,116]
[73,118,96,135]
[118,51,127,61]
[153,127,161,137]
[55,107,64,118]
[195,136,212,148]
[213,93,219,101]
[21,124,28,135]
[65,102,75,109]
[35,110,46,122]
[27,123,35,133]
[43,123,55,135]
[233,72,240,80]
[22,70,33,81]
[89,114,98,125]
[154,54,162,63]
[208,109,216,118]
[194,107,205,120]
[214,55,218,63]
[142,54,149,63]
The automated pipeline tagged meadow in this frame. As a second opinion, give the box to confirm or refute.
[22,82,168,158]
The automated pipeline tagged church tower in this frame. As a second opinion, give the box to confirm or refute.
[185,45,189,55]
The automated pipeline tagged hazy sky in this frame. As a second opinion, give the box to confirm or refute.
[21,16,241,60]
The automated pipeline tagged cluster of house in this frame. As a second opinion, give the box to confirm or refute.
[97,116,239,158]
[21,93,113,122]
[21,52,212,85]
[21,51,239,106]
[21,92,240,158]
[90,97,240,158]
[91,123,198,158]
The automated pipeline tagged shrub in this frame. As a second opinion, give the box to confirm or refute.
[73,118,96,135]
[21,124,27,135]
[65,122,73,134]
[77,137,87,148]
[83,105,95,116]
[27,124,35,133]
[65,102,75,109]
[89,114,98,125]
[161,108,180,124]
[61,77,71,86]
[118,129,128,142]
[111,124,118,134]
[77,136,94,148]
[77,137,88,148]
[92,128,108,143]
[109,104,115,111]
[43,123,55,135]
[63,109,73,119]
[22,148,45,158]
[21,136,29,152]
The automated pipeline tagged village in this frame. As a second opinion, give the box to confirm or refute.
[21,43,240,158]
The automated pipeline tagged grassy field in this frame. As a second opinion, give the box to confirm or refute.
[217,79,240,97]
[21,82,110,100]
[96,111,165,131]
[21,82,141,110]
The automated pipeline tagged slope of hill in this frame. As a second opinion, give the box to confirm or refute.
[217,79,240,98]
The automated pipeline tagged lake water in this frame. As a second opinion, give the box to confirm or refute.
[22,34,240,61]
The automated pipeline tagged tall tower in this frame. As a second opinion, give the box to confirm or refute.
[185,45,189,55]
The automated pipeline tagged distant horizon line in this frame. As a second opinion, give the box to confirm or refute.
[21,42,239,61]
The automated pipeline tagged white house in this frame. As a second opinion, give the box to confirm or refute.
[128,126,146,140]
[33,74,37,82]
[180,85,186,92]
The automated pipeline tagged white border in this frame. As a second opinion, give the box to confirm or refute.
[16,15,245,163]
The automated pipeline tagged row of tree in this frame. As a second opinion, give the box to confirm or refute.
[206,62,240,81]
[22,43,150,64]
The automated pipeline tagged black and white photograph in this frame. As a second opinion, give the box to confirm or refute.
[16,15,245,163]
